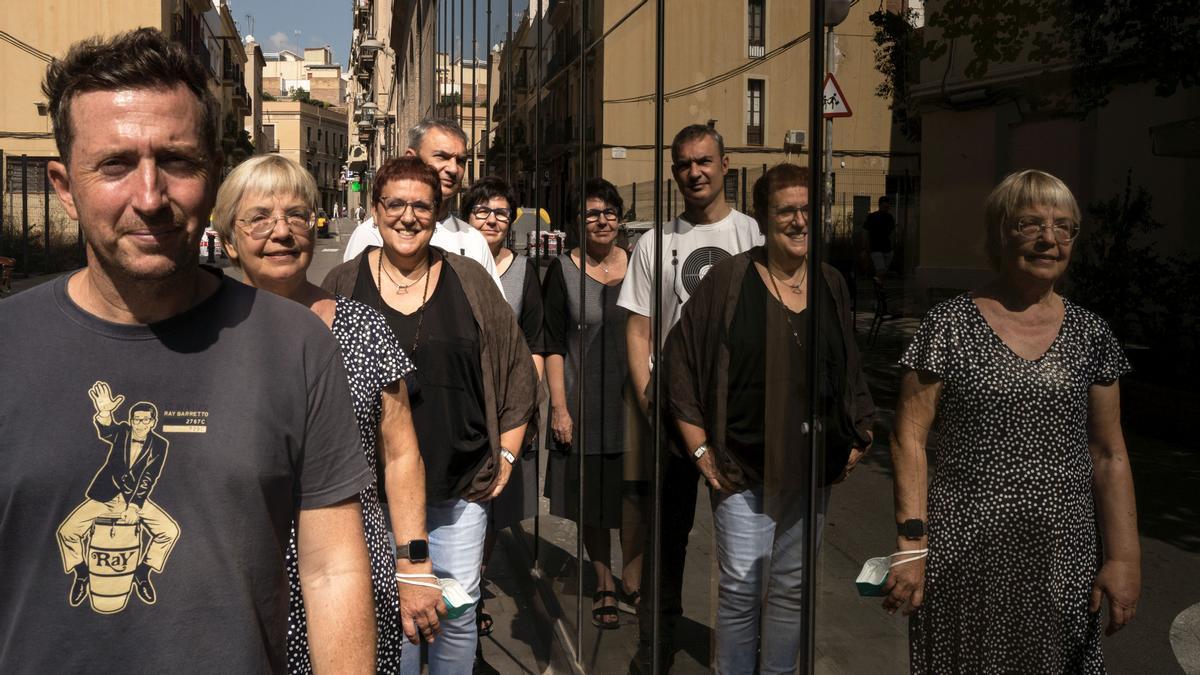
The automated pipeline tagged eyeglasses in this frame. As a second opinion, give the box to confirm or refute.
[773,205,811,224]
[235,213,314,240]
[471,205,513,223]
[379,199,434,219]
[1012,217,1080,243]
[130,417,155,425]
[584,207,619,223]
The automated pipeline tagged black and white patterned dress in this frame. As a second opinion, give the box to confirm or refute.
[286,296,415,674]
[900,293,1130,673]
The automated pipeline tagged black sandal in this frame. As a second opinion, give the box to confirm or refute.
[617,586,641,615]
[476,598,493,636]
[591,590,620,629]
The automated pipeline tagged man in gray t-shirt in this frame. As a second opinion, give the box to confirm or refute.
[0,29,376,672]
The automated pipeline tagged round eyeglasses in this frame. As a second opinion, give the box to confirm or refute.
[1012,217,1080,243]
[235,213,315,240]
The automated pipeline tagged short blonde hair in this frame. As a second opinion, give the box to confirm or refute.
[212,154,319,263]
[984,169,1081,268]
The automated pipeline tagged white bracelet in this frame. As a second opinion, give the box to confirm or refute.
[395,572,441,590]
[500,448,517,464]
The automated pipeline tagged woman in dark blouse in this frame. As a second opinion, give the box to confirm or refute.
[322,156,537,674]
[543,178,640,628]
[662,163,874,672]
[462,175,545,639]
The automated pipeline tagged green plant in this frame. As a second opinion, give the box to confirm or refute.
[1070,173,1200,384]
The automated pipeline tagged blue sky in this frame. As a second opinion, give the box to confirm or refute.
[231,0,528,66]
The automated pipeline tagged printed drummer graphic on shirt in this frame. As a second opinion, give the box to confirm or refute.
[56,381,181,614]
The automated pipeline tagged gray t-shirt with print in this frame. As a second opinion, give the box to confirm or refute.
[0,271,370,673]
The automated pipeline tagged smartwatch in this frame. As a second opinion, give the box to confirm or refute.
[692,443,708,461]
[500,448,517,465]
[897,519,926,540]
[396,539,430,563]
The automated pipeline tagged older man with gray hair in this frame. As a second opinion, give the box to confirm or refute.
[343,119,502,292]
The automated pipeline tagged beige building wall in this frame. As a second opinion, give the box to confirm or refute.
[245,38,266,153]
[490,0,907,226]
[0,0,174,158]
[262,100,349,212]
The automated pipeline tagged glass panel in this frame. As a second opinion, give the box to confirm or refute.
[329,0,1199,673]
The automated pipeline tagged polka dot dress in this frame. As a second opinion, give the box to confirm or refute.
[900,293,1130,674]
[285,296,415,674]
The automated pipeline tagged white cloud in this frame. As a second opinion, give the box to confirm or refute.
[268,31,292,52]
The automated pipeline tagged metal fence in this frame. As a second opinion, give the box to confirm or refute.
[0,151,85,277]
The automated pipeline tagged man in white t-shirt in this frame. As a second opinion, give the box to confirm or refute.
[342,119,502,293]
[617,124,763,672]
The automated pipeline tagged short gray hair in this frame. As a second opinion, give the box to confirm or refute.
[407,118,468,152]
[984,169,1081,268]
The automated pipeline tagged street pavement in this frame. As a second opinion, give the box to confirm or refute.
[4,224,1197,674]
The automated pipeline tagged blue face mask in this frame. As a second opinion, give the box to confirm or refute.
[855,549,927,597]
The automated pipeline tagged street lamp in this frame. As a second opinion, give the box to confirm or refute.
[359,100,379,126]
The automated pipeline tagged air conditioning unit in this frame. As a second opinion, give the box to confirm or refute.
[785,129,806,148]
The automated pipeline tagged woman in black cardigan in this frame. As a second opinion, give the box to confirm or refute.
[662,163,874,673]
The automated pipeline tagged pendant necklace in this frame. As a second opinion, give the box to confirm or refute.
[378,253,430,294]
[766,257,807,349]
[377,249,433,354]
[769,262,807,294]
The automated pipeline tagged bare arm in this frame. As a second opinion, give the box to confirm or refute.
[626,313,652,415]
[532,353,545,382]
[675,417,733,493]
[486,423,530,500]
[546,354,572,446]
[297,498,376,674]
[882,368,940,615]
[1086,380,1140,635]
[379,382,446,644]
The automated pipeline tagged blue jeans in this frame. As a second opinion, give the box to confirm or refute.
[711,486,828,675]
[399,498,489,675]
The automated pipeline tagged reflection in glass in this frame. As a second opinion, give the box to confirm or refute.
[543,178,637,631]
[662,164,874,672]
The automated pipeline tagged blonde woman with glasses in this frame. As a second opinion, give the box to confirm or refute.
[885,169,1140,673]
[213,154,442,673]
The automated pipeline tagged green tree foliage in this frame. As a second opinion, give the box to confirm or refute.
[870,1,1200,139]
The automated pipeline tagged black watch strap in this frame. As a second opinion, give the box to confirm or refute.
[897,519,926,539]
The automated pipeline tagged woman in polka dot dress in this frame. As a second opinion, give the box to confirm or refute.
[884,170,1141,673]
[213,154,444,673]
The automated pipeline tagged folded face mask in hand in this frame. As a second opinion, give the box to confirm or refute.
[438,577,476,619]
[855,549,927,597]
[395,573,477,620]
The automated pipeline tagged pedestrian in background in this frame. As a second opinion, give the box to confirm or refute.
[885,169,1140,672]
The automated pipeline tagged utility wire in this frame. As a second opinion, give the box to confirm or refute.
[0,30,54,63]
[604,0,860,104]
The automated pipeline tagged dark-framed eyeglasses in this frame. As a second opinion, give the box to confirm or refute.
[379,199,435,219]
[1012,217,1080,243]
[773,205,811,224]
[584,207,620,223]
[471,205,513,223]
[235,213,314,240]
